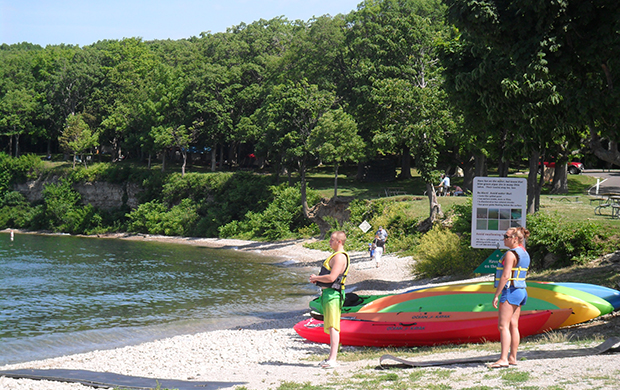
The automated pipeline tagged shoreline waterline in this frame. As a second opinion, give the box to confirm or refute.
[0,230,322,366]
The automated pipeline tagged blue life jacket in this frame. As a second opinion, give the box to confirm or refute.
[494,246,530,289]
[315,251,350,291]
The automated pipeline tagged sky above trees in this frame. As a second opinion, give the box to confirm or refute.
[0,0,361,47]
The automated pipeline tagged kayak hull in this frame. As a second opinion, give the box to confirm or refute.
[294,309,566,348]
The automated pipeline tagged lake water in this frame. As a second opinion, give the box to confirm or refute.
[0,233,316,366]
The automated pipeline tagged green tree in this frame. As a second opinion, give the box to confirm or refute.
[59,113,99,168]
[310,108,365,198]
[342,0,450,174]
[94,38,159,161]
[255,80,337,237]
[0,88,37,157]
[443,0,620,212]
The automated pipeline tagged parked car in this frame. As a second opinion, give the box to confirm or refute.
[540,161,584,174]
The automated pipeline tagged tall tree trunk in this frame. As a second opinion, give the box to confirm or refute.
[497,128,509,177]
[427,182,443,221]
[527,149,542,214]
[462,156,475,192]
[181,150,187,176]
[400,144,412,179]
[418,182,443,232]
[550,162,569,194]
[219,144,224,170]
[161,149,166,172]
[475,153,487,177]
[9,131,13,157]
[333,161,339,198]
[210,143,217,172]
[14,133,20,158]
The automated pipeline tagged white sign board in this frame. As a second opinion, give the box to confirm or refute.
[358,220,372,233]
[471,177,527,249]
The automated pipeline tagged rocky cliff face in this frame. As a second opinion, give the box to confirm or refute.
[14,178,142,210]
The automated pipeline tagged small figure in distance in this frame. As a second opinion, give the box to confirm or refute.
[373,226,388,268]
[437,174,450,196]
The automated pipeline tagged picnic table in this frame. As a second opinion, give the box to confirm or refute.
[593,193,620,219]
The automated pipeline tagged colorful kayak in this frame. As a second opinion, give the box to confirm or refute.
[523,282,614,315]
[309,293,386,314]
[342,309,568,327]
[372,283,600,327]
[294,309,570,348]
[309,282,610,328]
[531,281,620,311]
[358,291,556,313]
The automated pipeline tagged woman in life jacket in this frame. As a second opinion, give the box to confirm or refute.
[490,227,531,368]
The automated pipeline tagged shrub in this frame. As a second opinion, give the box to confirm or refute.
[526,212,603,269]
[25,179,108,234]
[412,224,479,278]
[126,201,168,234]
[336,198,421,253]
[0,153,44,198]
[40,179,82,231]
[126,198,199,236]
[219,184,320,240]
[0,191,33,229]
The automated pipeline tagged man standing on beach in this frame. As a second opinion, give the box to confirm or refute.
[309,231,350,369]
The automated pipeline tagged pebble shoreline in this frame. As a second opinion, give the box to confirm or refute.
[1,234,619,390]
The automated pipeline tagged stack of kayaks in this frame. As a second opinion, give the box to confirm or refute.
[295,281,620,348]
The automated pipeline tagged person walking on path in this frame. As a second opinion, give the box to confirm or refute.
[309,231,350,368]
[373,227,388,268]
[489,227,531,368]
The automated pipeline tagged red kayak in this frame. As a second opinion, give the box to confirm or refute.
[294,309,570,347]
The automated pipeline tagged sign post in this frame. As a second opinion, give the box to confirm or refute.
[474,249,504,274]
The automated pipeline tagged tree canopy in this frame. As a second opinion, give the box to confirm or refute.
[1,0,618,225]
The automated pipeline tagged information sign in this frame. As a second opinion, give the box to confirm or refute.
[471,177,527,249]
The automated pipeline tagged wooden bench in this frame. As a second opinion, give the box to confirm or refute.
[589,196,607,205]
[384,187,407,197]
[547,196,581,203]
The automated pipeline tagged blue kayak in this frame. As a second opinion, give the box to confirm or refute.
[534,282,620,311]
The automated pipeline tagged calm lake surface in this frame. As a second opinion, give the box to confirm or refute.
[0,233,316,365]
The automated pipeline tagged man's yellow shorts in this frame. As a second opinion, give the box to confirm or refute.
[321,288,344,334]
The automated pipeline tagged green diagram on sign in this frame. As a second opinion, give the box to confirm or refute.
[475,208,523,231]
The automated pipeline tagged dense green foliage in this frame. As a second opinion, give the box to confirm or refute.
[412,225,481,277]
[526,212,603,269]
[0,152,43,196]
[305,197,423,254]
[219,184,321,241]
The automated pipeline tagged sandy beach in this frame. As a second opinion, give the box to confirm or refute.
[1,233,619,390]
